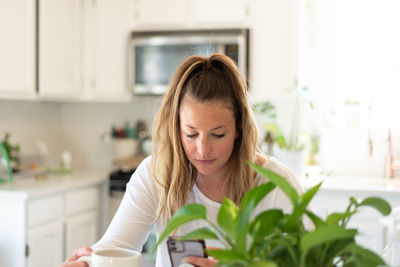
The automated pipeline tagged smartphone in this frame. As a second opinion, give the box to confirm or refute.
[167,236,207,267]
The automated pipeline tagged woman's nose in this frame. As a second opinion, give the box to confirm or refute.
[197,137,211,156]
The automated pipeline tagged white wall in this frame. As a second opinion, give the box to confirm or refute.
[248,0,302,140]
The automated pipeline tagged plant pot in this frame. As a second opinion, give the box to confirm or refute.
[273,147,307,179]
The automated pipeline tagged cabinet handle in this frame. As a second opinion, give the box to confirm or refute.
[25,244,30,257]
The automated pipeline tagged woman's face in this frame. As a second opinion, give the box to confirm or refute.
[179,95,238,178]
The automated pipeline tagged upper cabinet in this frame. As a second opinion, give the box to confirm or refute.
[135,0,188,28]
[80,0,135,101]
[134,0,250,29]
[191,0,249,27]
[38,0,83,99]
[39,0,134,101]
[0,0,36,99]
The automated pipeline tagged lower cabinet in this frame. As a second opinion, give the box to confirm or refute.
[65,210,98,257]
[27,221,64,267]
[24,186,101,267]
[0,175,108,267]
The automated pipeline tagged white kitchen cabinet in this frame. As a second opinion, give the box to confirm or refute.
[0,0,36,99]
[65,211,98,257]
[27,220,64,267]
[191,0,249,27]
[81,0,134,101]
[135,0,188,28]
[38,0,82,99]
[134,0,249,29]
[0,173,108,267]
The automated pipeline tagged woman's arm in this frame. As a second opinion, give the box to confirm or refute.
[93,156,159,251]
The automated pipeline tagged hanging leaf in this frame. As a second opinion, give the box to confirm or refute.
[156,204,207,248]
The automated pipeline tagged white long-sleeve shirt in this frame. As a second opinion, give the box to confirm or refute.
[92,155,304,267]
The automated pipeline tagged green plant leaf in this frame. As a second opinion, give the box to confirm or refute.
[359,197,391,216]
[236,181,276,252]
[217,198,239,241]
[326,212,353,225]
[248,260,278,267]
[341,243,386,267]
[177,227,219,241]
[249,209,283,237]
[281,183,321,232]
[248,162,299,205]
[351,244,386,266]
[304,210,325,228]
[206,248,248,262]
[300,182,322,208]
[275,134,287,149]
[156,203,207,248]
[267,234,298,265]
[300,225,357,260]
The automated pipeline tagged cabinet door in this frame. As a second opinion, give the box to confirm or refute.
[65,210,98,257]
[136,0,188,27]
[27,220,64,267]
[81,0,134,101]
[0,0,36,98]
[38,0,82,98]
[191,0,249,27]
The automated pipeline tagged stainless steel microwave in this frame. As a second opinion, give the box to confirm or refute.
[128,29,249,95]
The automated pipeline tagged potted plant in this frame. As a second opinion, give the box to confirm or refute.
[253,85,316,178]
[156,162,391,266]
[1,132,21,172]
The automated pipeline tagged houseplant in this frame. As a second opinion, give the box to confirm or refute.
[0,132,21,172]
[156,162,391,266]
[253,85,317,177]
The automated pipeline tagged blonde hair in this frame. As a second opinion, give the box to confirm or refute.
[151,54,258,220]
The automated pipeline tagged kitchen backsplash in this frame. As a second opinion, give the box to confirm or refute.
[0,96,161,171]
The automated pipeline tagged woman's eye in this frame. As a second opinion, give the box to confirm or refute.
[186,134,197,138]
[213,133,225,138]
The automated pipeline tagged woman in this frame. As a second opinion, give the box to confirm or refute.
[62,54,304,267]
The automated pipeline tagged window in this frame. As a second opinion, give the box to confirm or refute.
[299,0,400,176]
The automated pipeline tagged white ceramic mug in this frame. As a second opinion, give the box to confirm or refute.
[78,248,142,267]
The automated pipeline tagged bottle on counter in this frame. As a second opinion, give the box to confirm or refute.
[382,207,400,266]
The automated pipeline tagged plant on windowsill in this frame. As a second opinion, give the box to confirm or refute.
[156,162,391,267]
[253,85,317,178]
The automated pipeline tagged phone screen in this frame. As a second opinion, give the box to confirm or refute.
[167,237,207,267]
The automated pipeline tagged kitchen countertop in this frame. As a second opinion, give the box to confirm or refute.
[0,171,109,199]
[302,175,400,194]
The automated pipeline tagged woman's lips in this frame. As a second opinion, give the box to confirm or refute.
[195,159,215,165]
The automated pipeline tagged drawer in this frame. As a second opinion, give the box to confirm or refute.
[28,195,63,228]
[65,186,99,215]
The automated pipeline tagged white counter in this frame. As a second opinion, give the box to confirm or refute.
[0,171,108,198]
[303,175,400,193]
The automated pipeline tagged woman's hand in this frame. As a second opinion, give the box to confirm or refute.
[61,247,93,267]
[184,246,220,267]
[184,256,217,267]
